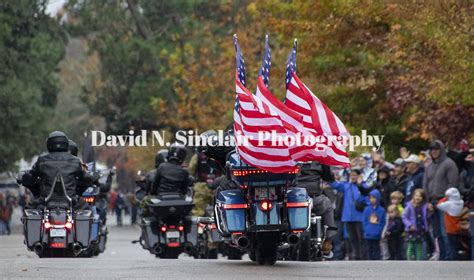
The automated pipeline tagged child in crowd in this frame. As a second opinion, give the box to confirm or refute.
[402,189,432,260]
[390,191,405,213]
[384,205,404,260]
[437,187,467,260]
[363,189,386,260]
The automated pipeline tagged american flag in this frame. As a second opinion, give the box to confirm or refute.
[254,35,317,161]
[284,39,350,167]
[233,35,297,173]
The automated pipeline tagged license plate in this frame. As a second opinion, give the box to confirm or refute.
[254,187,276,200]
[50,228,66,237]
[166,231,180,239]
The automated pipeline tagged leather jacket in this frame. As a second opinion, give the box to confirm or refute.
[24,152,89,201]
[151,161,190,195]
[296,162,333,196]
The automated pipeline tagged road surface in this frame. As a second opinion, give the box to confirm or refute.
[1,209,473,279]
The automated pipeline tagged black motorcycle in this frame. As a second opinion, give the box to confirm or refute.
[137,190,196,259]
[21,174,94,258]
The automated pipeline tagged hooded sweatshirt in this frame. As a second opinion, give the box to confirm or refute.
[423,140,459,201]
[362,189,386,240]
[437,187,465,234]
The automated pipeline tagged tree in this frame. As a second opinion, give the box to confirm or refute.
[0,0,66,172]
[65,0,473,162]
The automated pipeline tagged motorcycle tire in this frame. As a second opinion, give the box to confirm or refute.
[297,235,311,261]
[227,247,242,260]
[207,248,218,259]
[159,248,180,259]
[256,240,277,265]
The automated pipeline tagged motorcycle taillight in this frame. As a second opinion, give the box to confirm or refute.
[259,201,273,212]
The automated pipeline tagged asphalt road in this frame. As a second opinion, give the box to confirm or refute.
[1,210,473,280]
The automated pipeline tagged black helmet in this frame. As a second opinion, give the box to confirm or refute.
[155,149,168,168]
[69,140,78,156]
[168,143,187,164]
[46,131,69,152]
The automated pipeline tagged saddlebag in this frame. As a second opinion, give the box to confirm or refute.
[216,189,247,234]
[286,188,310,230]
[141,217,159,250]
[22,209,43,248]
[74,210,93,247]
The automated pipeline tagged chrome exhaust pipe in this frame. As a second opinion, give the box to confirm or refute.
[72,243,83,256]
[287,233,300,245]
[184,242,194,254]
[277,243,290,251]
[34,243,44,255]
[235,235,249,249]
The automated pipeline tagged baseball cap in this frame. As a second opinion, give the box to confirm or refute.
[404,154,421,164]
[393,158,405,166]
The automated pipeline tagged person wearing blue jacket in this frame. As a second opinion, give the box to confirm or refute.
[330,169,369,260]
[363,189,386,260]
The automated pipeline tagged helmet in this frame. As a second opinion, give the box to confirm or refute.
[155,149,168,168]
[69,140,78,156]
[167,143,187,164]
[46,131,69,152]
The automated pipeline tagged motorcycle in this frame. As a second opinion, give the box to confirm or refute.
[193,205,219,259]
[211,152,312,265]
[78,185,107,257]
[138,190,196,259]
[21,174,94,258]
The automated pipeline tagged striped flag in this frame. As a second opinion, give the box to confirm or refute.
[233,35,297,173]
[284,39,350,167]
[254,35,319,162]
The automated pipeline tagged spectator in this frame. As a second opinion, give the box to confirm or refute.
[0,193,12,235]
[329,169,368,260]
[390,191,405,214]
[384,205,404,260]
[400,147,410,159]
[2,191,14,235]
[405,155,424,202]
[109,190,117,215]
[437,188,467,260]
[459,149,474,260]
[402,189,432,260]
[363,189,386,260]
[423,140,459,261]
[376,166,396,208]
[115,192,125,226]
[128,193,138,225]
[392,158,410,197]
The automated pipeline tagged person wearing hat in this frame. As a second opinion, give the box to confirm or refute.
[423,140,459,260]
[392,158,410,198]
[329,169,370,260]
[405,155,424,202]
[375,166,396,208]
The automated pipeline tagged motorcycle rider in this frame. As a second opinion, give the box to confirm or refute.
[297,161,337,258]
[144,149,168,194]
[20,131,92,208]
[149,143,191,196]
[68,139,114,223]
